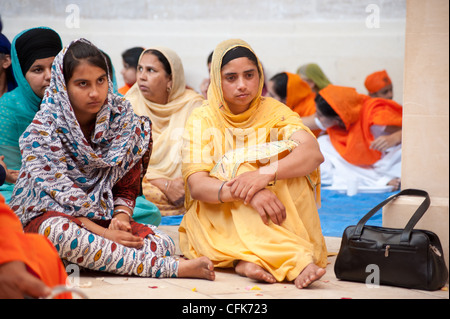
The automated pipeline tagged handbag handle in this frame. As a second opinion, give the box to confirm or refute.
[352,189,430,244]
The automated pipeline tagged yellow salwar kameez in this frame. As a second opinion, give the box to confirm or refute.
[179,39,327,282]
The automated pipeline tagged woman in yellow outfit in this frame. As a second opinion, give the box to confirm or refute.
[179,39,328,288]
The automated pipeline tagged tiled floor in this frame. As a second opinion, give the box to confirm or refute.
[74,226,449,300]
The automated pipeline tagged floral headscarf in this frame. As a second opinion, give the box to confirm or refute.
[10,38,152,226]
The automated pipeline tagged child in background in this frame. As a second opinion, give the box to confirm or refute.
[118,46,144,95]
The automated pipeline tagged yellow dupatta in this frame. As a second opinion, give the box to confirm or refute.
[126,47,204,181]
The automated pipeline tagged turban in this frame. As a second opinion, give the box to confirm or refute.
[364,70,392,94]
[0,33,11,54]
[15,28,62,75]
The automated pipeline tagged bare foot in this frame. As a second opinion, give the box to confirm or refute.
[178,256,215,281]
[235,260,276,284]
[294,263,326,289]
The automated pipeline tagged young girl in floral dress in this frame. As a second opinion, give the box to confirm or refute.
[10,39,214,280]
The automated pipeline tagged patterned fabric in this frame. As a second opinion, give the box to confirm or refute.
[24,211,155,238]
[210,140,298,181]
[9,38,152,226]
[38,216,178,277]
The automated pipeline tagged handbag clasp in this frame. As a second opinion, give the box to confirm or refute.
[430,244,442,257]
[385,245,390,257]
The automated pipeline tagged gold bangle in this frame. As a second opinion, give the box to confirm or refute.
[113,208,132,220]
[218,181,226,203]
[164,180,172,192]
[268,170,277,186]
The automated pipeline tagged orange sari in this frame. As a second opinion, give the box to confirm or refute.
[285,72,320,136]
[0,195,71,299]
[320,85,402,166]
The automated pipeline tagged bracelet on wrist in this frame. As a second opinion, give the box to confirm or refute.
[113,208,132,220]
[164,180,172,192]
[218,181,226,203]
[268,170,277,186]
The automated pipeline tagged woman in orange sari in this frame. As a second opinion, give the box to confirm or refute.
[311,85,402,190]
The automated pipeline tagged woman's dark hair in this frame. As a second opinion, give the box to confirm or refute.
[101,50,114,81]
[122,47,144,68]
[144,49,171,76]
[315,93,339,118]
[207,51,213,65]
[269,72,288,100]
[63,41,108,82]
[221,46,260,76]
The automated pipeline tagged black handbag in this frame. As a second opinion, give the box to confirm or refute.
[334,189,448,291]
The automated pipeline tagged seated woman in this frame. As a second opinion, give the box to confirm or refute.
[126,47,204,218]
[179,39,328,289]
[9,39,214,281]
[267,72,321,137]
[311,85,402,190]
[0,27,62,202]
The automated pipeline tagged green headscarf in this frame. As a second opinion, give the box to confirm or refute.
[296,63,331,90]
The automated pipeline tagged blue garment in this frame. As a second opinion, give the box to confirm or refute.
[133,195,162,226]
[0,27,62,201]
[0,27,62,170]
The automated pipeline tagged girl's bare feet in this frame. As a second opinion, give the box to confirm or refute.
[235,260,276,284]
[178,256,215,281]
[294,263,326,289]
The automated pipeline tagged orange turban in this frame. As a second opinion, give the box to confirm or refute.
[364,70,392,94]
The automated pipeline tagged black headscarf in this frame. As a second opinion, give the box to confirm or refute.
[15,27,62,75]
[221,46,259,69]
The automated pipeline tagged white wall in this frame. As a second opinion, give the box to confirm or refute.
[1,0,406,103]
